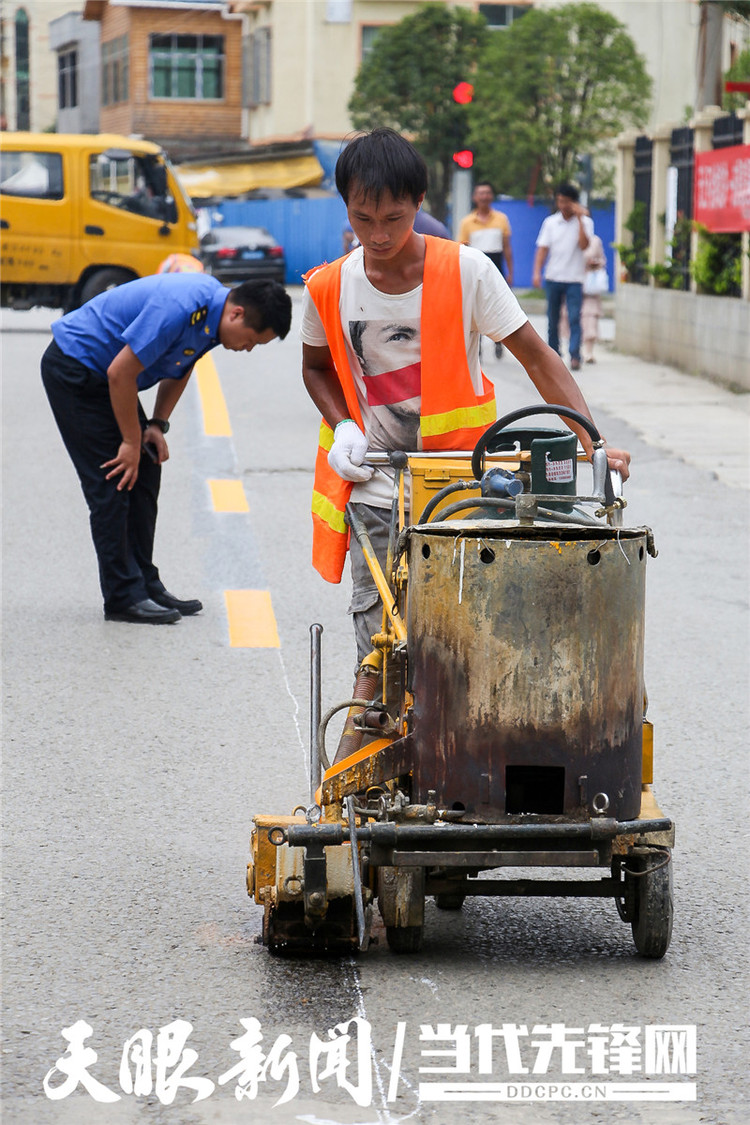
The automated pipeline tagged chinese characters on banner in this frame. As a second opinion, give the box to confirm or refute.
[42,1017,697,1107]
[693,144,750,232]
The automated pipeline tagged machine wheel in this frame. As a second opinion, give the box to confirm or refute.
[386,924,424,954]
[79,267,134,306]
[434,892,465,911]
[263,897,359,957]
[377,866,425,954]
[628,851,673,959]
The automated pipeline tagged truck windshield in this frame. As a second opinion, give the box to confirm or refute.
[89,151,178,223]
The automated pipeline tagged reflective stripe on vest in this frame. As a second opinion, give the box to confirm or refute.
[419,236,496,448]
[311,489,347,536]
[421,398,497,441]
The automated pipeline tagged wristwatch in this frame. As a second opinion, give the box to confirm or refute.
[146,417,170,434]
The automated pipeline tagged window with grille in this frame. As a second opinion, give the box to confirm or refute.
[58,49,78,109]
[150,34,224,100]
[102,36,129,105]
[361,25,383,62]
[15,9,30,130]
[479,3,530,29]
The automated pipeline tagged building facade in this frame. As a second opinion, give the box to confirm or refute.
[1,0,73,132]
[81,0,244,159]
[4,1,748,165]
[49,11,101,134]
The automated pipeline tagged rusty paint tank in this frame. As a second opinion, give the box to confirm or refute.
[406,523,648,821]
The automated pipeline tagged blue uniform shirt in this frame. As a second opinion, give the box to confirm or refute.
[51,273,229,390]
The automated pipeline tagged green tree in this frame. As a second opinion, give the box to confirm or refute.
[468,3,651,199]
[723,45,750,110]
[348,4,488,221]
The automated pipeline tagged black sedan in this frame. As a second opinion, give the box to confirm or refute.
[199,225,286,285]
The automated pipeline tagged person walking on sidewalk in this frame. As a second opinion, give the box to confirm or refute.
[42,273,291,623]
[532,183,593,371]
[581,232,608,364]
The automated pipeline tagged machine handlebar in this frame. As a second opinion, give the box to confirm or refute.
[471,404,601,481]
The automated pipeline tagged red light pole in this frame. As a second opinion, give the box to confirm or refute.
[451,81,474,236]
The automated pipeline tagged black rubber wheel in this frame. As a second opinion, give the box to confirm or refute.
[629,852,674,959]
[434,893,465,911]
[385,924,424,954]
[79,267,134,306]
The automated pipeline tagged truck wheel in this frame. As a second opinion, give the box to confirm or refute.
[79,268,134,306]
[385,925,423,954]
[629,851,673,959]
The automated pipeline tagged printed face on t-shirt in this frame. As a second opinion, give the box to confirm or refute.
[349,317,421,450]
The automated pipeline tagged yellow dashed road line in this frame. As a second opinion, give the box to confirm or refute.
[199,359,279,647]
[224,590,280,648]
[195,353,232,436]
[209,479,249,513]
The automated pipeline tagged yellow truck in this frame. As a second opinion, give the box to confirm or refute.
[0,132,199,311]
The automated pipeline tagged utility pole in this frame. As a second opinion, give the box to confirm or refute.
[696,0,724,111]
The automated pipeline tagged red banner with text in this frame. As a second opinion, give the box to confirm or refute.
[693,144,750,232]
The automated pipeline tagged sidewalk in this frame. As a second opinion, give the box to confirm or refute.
[517,304,750,492]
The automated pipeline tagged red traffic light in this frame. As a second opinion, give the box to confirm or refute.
[453,81,474,105]
[453,150,474,169]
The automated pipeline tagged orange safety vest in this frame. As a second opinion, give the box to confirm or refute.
[305,235,497,583]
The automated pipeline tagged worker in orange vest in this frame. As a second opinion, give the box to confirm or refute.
[300,128,630,673]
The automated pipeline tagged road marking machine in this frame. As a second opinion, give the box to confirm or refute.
[247,406,675,957]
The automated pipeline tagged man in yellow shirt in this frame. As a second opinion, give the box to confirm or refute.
[459,181,514,357]
[459,181,513,282]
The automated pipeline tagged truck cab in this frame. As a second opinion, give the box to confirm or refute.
[0,132,199,311]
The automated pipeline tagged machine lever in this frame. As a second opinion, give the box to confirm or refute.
[346,796,369,951]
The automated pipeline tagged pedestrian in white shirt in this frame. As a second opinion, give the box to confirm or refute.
[532,183,593,372]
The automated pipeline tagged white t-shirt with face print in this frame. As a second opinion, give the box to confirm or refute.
[301,242,527,506]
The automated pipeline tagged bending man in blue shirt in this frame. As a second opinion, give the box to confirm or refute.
[42,273,292,623]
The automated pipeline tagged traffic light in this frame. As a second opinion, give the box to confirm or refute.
[452,81,474,167]
[452,81,474,105]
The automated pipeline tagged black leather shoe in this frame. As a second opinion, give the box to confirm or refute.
[105,598,181,624]
[148,589,203,616]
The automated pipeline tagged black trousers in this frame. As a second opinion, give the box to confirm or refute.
[41,340,164,612]
[485,250,506,278]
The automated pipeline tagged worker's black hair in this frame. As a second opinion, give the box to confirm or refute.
[474,180,495,195]
[555,182,580,202]
[336,128,428,206]
[229,279,292,339]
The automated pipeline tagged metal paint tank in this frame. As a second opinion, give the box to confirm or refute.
[406,523,648,821]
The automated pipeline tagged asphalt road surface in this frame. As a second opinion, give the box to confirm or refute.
[2,293,748,1125]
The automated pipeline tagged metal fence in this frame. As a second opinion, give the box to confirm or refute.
[206,195,615,291]
[631,136,653,285]
[669,126,694,290]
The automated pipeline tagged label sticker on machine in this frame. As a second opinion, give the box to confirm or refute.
[545,453,575,483]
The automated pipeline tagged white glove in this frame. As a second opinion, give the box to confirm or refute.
[327,419,374,482]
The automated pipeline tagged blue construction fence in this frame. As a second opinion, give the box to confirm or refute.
[209,196,615,291]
